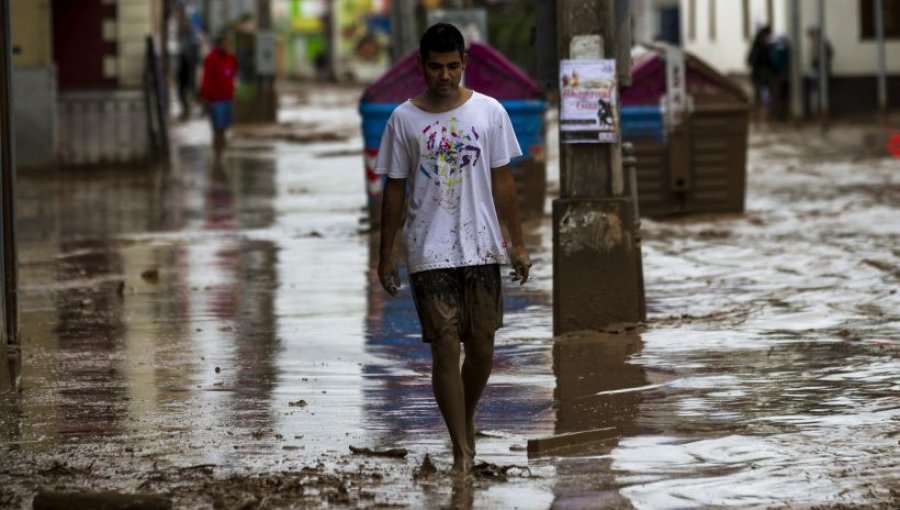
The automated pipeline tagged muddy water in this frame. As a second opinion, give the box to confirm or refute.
[1,88,898,509]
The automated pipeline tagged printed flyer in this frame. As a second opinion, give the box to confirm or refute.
[559,59,619,143]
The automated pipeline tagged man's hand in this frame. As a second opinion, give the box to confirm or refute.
[509,245,532,285]
[378,256,401,296]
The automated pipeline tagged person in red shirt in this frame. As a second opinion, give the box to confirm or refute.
[200,35,238,160]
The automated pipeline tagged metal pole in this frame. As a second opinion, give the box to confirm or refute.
[161,0,171,116]
[817,0,828,125]
[874,0,887,116]
[203,0,212,36]
[257,0,277,122]
[788,0,803,122]
[326,0,338,81]
[390,0,417,63]
[0,0,17,391]
[533,0,558,90]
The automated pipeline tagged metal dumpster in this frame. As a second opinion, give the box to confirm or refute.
[620,44,750,218]
[359,42,547,226]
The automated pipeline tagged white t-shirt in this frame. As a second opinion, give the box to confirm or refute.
[374,91,522,274]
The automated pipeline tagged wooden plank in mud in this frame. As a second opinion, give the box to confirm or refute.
[526,426,618,457]
[32,491,172,510]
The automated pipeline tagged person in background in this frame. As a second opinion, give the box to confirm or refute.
[375,23,531,477]
[200,34,238,161]
[175,2,200,120]
[769,34,791,122]
[747,25,775,122]
[806,27,834,117]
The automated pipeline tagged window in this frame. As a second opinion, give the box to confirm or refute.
[861,0,900,39]
[709,0,717,40]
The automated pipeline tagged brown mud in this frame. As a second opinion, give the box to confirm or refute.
[1,88,897,509]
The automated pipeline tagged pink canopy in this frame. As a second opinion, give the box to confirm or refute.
[621,44,749,106]
[362,42,543,103]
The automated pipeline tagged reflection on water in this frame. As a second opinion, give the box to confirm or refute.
[6,148,282,461]
[549,332,646,510]
[54,241,127,440]
[553,332,645,437]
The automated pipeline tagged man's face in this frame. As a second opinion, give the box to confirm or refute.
[420,50,467,98]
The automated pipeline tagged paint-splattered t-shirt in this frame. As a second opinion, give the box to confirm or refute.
[374,92,522,274]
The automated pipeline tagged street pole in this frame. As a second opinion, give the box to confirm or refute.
[533,0,558,91]
[817,0,828,127]
[390,0,418,63]
[553,0,645,335]
[161,0,171,116]
[203,0,212,37]
[256,0,277,122]
[874,0,887,118]
[0,0,16,392]
[326,0,339,81]
[788,0,803,123]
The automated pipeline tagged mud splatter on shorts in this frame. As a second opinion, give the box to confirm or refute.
[409,264,503,343]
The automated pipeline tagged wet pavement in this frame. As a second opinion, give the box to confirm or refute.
[1,85,898,509]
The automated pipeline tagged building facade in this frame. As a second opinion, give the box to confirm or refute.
[11,0,164,167]
[677,0,900,116]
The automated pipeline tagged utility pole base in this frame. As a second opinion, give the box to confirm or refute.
[552,198,645,336]
[1,345,9,392]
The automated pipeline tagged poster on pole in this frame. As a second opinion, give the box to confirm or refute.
[559,59,618,143]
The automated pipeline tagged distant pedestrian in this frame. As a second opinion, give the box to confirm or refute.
[769,34,791,121]
[806,27,833,117]
[176,2,200,120]
[200,34,238,161]
[747,25,775,122]
[374,23,531,477]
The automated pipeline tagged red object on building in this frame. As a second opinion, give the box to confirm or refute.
[200,48,238,102]
[52,0,118,89]
[887,133,900,158]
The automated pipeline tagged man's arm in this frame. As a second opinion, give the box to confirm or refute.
[378,177,407,296]
[491,166,531,284]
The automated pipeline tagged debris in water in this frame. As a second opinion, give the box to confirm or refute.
[140,269,160,283]
[413,454,437,480]
[349,446,408,458]
[473,462,532,479]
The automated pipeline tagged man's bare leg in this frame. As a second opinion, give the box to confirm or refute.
[430,336,473,475]
[461,333,494,457]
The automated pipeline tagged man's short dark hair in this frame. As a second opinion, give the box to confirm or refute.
[419,23,466,61]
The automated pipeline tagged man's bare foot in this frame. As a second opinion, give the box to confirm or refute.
[450,455,474,478]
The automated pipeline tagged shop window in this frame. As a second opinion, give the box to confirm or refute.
[861,0,900,39]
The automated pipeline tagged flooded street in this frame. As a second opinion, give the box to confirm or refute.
[1,86,898,509]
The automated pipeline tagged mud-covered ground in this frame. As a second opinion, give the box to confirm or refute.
[1,85,898,509]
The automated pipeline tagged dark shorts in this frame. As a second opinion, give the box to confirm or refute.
[409,264,503,343]
[209,100,233,130]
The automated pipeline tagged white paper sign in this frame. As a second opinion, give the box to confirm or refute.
[559,59,618,143]
[663,46,687,127]
[255,31,277,76]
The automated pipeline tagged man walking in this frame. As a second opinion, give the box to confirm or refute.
[200,34,238,161]
[374,23,531,476]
